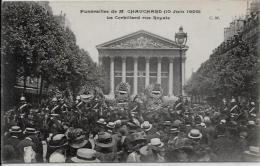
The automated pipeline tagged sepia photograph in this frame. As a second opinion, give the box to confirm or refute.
[1,0,259,164]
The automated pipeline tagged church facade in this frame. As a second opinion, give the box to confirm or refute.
[96,30,188,96]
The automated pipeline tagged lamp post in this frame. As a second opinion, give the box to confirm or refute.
[175,26,187,96]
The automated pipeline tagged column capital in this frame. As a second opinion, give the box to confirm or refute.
[182,56,186,62]
[121,56,127,60]
[110,56,115,60]
[168,57,174,63]
[157,57,162,62]
[133,56,139,61]
[145,56,150,62]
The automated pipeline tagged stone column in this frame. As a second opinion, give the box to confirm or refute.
[110,56,115,96]
[145,57,150,87]
[133,57,138,95]
[122,57,126,83]
[98,56,102,66]
[157,57,162,84]
[168,57,174,96]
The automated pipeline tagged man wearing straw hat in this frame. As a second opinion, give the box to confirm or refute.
[22,127,44,162]
[17,128,39,163]
[5,126,23,159]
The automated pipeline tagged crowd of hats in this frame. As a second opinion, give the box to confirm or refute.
[2,95,260,163]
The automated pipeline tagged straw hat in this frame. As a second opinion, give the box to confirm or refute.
[247,120,256,126]
[149,138,164,148]
[119,90,127,94]
[106,122,116,129]
[163,121,172,126]
[188,129,202,139]
[71,148,100,163]
[20,96,26,101]
[9,126,22,133]
[23,128,37,135]
[97,118,107,125]
[141,121,153,131]
[170,128,180,134]
[244,146,259,157]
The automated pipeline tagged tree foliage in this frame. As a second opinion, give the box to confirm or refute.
[2,1,102,107]
[184,36,258,101]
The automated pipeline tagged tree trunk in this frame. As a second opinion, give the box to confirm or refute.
[39,76,43,104]
[23,76,27,94]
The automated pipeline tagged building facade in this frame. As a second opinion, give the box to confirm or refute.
[97,30,188,96]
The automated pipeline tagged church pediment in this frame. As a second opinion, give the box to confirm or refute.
[97,30,184,49]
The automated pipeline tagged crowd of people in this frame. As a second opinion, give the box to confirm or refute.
[2,91,260,163]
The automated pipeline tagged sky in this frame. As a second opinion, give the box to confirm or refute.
[49,0,248,81]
